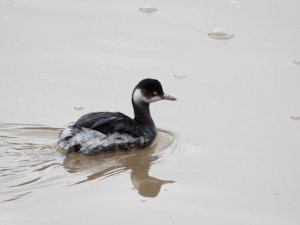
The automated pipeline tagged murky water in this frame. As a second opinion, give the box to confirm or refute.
[0,124,177,202]
[0,0,299,224]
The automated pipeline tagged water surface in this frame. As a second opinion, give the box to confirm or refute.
[0,124,177,202]
[0,0,299,224]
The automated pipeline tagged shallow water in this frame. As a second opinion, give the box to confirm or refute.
[0,124,177,202]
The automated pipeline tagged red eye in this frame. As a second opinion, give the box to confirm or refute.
[153,91,158,96]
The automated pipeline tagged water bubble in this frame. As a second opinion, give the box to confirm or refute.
[290,116,300,120]
[208,27,235,40]
[139,7,158,13]
[73,106,84,111]
[174,75,186,79]
[292,60,300,65]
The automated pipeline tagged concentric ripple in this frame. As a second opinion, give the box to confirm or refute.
[0,124,177,202]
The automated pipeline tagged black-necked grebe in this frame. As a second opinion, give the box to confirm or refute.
[58,78,176,155]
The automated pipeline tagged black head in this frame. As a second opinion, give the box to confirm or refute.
[132,78,176,105]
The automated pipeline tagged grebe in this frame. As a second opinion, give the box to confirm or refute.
[58,78,176,155]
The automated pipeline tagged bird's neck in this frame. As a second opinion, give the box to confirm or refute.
[132,101,154,125]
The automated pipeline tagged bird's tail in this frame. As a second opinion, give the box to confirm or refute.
[57,127,105,152]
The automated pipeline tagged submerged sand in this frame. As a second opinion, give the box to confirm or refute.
[0,0,299,224]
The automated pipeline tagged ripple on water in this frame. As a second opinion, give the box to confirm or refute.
[292,60,300,65]
[174,75,186,79]
[139,7,158,13]
[208,27,235,40]
[0,124,177,202]
[290,116,300,121]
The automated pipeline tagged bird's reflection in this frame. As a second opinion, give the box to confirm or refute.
[62,130,176,198]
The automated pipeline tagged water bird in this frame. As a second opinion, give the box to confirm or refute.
[58,78,176,155]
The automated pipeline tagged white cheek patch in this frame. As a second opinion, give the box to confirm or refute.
[133,89,162,104]
[133,88,150,104]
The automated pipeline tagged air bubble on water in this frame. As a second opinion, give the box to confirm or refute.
[139,7,158,13]
[73,106,84,111]
[292,60,300,65]
[208,27,235,40]
[174,75,186,79]
[290,116,300,120]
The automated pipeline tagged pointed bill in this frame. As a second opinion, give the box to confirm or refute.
[162,93,176,101]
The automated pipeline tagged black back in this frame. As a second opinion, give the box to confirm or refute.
[72,112,144,137]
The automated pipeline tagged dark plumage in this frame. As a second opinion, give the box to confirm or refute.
[58,78,176,155]
[73,112,142,137]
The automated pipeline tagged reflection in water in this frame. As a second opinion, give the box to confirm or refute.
[62,129,176,198]
[0,124,177,202]
[130,161,174,198]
